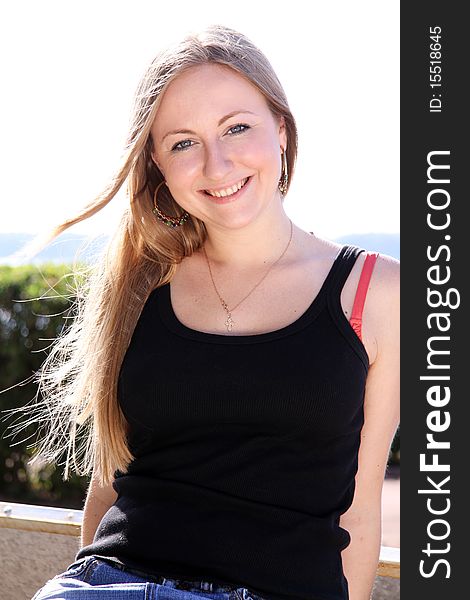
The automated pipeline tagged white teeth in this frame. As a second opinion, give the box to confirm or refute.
[206,177,248,197]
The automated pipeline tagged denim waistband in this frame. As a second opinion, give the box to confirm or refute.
[89,555,266,599]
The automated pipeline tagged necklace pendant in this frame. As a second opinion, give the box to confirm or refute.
[225,313,234,332]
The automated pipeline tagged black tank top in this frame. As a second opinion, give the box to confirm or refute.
[77,244,370,600]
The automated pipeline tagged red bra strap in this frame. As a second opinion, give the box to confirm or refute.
[349,251,379,341]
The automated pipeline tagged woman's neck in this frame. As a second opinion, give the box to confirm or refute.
[200,214,297,271]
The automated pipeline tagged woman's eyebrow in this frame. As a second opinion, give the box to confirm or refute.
[161,110,257,142]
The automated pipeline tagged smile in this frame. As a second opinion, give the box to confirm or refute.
[204,177,249,198]
[202,176,252,205]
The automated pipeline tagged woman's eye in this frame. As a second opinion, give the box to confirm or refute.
[171,139,193,152]
[171,123,250,152]
[228,123,250,135]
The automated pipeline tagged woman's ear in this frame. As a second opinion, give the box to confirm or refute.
[279,116,287,152]
[151,152,164,176]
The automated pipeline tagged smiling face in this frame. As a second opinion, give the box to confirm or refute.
[150,63,287,229]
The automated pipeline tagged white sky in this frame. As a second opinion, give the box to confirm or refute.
[0,1,399,240]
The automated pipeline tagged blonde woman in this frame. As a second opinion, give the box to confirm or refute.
[25,24,399,600]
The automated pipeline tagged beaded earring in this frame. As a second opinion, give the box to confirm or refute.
[152,180,190,228]
[278,147,288,195]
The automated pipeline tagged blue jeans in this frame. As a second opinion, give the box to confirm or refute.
[31,555,267,600]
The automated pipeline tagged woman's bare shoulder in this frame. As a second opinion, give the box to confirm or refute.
[369,252,400,301]
[301,233,343,262]
[307,236,399,366]
[363,251,400,363]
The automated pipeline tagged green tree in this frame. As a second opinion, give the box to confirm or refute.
[0,264,89,508]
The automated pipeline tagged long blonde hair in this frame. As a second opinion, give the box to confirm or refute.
[8,24,299,487]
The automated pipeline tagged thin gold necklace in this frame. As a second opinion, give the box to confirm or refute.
[202,219,294,333]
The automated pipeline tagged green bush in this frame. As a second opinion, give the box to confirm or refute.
[0,264,89,508]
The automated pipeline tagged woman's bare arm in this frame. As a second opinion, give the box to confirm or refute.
[340,255,400,600]
[80,471,118,548]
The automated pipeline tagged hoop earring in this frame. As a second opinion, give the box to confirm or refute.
[152,180,190,228]
[278,148,288,195]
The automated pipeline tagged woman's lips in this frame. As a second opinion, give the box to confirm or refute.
[202,176,252,204]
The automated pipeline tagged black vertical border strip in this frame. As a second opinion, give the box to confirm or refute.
[401,3,467,598]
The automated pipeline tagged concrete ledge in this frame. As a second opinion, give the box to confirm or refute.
[0,527,80,600]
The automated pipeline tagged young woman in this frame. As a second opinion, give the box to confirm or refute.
[26,24,399,600]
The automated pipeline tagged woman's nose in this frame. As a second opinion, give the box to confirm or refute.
[202,142,234,181]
